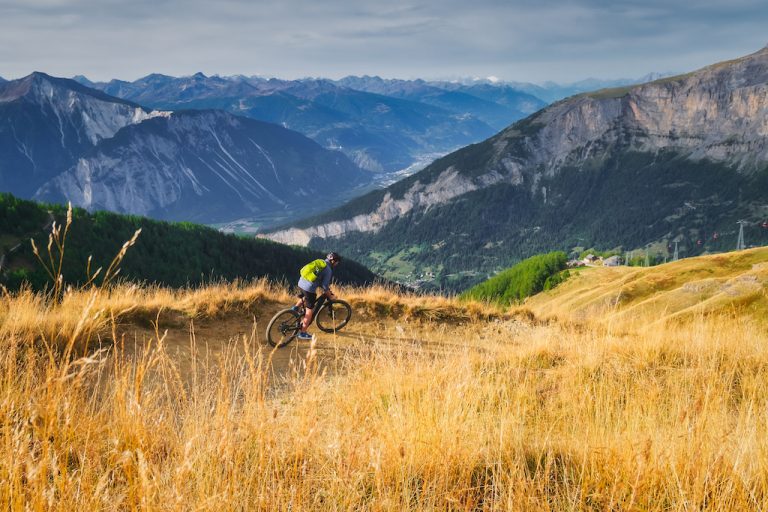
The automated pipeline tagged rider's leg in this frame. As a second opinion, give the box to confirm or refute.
[301,307,314,331]
[298,290,317,333]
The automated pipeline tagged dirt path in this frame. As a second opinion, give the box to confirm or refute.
[114,306,518,392]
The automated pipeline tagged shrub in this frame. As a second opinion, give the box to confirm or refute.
[461,251,568,305]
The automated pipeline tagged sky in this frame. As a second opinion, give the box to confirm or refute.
[0,0,766,84]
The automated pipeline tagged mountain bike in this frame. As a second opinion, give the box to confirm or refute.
[266,294,352,347]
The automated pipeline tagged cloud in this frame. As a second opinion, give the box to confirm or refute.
[0,0,766,82]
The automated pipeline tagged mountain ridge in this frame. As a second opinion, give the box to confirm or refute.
[0,72,142,108]
[78,72,542,173]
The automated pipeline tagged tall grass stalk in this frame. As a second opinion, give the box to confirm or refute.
[29,202,141,302]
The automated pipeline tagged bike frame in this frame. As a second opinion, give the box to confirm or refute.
[267,295,352,347]
[297,293,328,326]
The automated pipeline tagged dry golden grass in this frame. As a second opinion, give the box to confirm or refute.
[2,250,768,510]
[522,247,768,330]
[0,279,287,351]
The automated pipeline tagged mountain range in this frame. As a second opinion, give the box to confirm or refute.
[75,73,546,174]
[73,72,674,176]
[1,68,675,229]
[500,73,675,103]
[0,73,368,223]
[264,47,768,290]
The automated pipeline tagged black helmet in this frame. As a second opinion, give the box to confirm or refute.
[326,251,341,263]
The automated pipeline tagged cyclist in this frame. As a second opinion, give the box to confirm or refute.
[294,252,342,340]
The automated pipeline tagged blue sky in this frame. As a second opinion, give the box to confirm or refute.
[1,0,766,83]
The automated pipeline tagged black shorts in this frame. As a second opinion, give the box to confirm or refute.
[298,289,317,309]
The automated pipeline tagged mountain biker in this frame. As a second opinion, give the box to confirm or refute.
[294,252,342,340]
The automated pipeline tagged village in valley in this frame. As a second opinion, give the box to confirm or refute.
[570,253,623,267]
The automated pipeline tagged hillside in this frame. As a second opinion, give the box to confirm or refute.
[264,46,768,290]
[3,244,768,509]
[461,251,568,305]
[0,193,376,290]
[523,246,768,327]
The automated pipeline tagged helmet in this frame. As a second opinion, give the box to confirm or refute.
[326,251,341,263]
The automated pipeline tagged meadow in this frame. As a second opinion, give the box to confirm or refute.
[1,249,767,510]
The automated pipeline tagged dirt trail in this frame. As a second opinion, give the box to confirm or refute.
[115,304,520,391]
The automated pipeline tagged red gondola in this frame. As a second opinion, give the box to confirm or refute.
[697,239,703,246]
[713,232,719,240]
[762,220,768,229]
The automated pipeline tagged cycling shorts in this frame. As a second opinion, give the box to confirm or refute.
[298,289,318,309]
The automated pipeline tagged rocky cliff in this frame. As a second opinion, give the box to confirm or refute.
[0,72,168,196]
[34,109,367,223]
[1,73,369,224]
[267,47,768,245]
[263,47,768,289]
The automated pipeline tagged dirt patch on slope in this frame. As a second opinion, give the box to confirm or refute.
[112,302,519,393]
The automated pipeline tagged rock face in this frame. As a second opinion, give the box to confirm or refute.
[0,72,166,196]
[1,73,369,223]
[263,47,768,289]
[266,167,502,245]
[33,109,367,223]
[523,51,768,172]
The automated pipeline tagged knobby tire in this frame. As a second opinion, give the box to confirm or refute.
[316,300,352,333]
[266,308,301,347]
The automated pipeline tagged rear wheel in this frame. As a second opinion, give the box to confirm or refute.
[316,300,352,333]
[266,309,301,347]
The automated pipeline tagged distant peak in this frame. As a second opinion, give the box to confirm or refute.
[72,75,94,86]
[0,71,143,108]
[28,72,95,89]
[27,71,53,81]
[15,71,62,89]
[136,73,176,85]
[192,72,207,79]
[0,72,67,102]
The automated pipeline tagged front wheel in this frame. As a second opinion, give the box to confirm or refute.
[316,300,352,333]
[266,309,301,347]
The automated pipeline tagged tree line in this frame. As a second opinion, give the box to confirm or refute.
[460,251,569,305]
[0,193,377,291]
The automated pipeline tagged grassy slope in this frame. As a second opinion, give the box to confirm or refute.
[523,247,768,327]
[3,251,768,509]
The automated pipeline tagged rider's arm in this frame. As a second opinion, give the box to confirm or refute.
[321,266,335,298]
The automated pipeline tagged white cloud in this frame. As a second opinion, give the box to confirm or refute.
[0,0,766,82]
